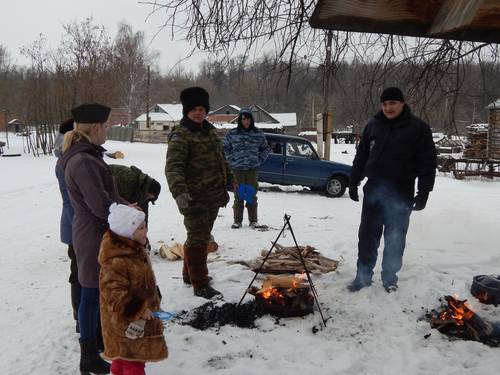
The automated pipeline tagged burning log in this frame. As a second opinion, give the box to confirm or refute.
[247,275,314,317]
[429,295,500,347]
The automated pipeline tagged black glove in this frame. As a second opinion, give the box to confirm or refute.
[348,184,359,202]
[412,191,429,211]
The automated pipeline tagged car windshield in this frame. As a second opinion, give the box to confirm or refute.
[286,141,315,158]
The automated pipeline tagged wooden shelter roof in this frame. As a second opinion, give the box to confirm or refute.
[310,0,500,43]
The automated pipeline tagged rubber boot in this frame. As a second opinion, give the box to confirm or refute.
[71,282,81,333]
[232,205,244,229]
[185,243,222,299]
[247,203,258,228]
[79,339,110,374]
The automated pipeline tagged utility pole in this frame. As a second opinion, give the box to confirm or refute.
[146,65,150,129]
[322,30,333,160]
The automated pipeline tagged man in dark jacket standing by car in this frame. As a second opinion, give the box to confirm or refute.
[165,87,234,299]
[223,108,270,229]
[348,87,437,293]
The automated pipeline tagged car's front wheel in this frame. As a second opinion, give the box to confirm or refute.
[325,175,347,197]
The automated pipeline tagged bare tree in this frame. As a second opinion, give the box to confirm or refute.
[113,23,159,122]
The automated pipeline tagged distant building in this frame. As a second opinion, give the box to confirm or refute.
[7,118,25,133]
[207,105,240,123]
[211,104,297,135]
[107,108,131,127]
[135,104,183,131]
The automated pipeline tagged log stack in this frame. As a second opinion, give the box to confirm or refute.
[235,243,339,274]
[464,125,488,158]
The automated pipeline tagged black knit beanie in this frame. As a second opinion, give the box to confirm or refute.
[380,87,405,103]
[180,87,210,116]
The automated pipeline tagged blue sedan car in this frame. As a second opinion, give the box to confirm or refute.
[259,133,352,197]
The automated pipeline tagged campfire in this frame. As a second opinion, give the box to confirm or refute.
[247,275,314,317]
[429,295,500,347]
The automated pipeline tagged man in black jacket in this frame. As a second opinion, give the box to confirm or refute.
[348,87,437,293]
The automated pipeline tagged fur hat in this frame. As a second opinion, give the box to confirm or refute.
[108,203,145,240]
[180,87,210,116]
[71,103,111,124]
[380,87,405,103]
[148,179,161,204]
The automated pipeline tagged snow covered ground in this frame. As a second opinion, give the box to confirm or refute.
[1,134,499,375]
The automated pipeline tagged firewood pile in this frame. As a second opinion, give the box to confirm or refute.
[463,129,488,158]
[234,243,339,274]
[159,241,218,261]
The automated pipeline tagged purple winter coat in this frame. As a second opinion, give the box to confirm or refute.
[60,141,127,288]
[55,156,74,245]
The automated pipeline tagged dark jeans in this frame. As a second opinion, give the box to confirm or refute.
[78,287,100,341]
[356,180,412,286]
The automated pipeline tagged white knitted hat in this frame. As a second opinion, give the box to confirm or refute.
[108,203,145,239]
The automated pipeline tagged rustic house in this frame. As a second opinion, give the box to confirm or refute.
[212,104,297,136]
[106,108,131,127]
[207,105,240,123]
[135,104,183,131]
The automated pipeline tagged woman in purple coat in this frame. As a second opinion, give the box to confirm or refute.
[60,103,128,375]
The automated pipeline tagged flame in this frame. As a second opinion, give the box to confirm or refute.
[259,287,285,305]
[439,296,475,325]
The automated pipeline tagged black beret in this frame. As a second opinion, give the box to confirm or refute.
[380,87,405,103]
[71,103,111,124]
[180,87,210,116]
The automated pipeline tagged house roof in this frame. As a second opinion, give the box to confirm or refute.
[151,104,184,121]
[209,104,241,115]
[135,112,177,122]
[310,0,500,44]
[270,113,297,127]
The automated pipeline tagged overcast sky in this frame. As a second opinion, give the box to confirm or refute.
[1,0,208,72]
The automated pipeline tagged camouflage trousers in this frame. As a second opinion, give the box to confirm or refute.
[232,169,259,209]
[181,206,219,287]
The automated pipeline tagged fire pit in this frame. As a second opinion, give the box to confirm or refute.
[429,295,500,347]
[247,275,314,317]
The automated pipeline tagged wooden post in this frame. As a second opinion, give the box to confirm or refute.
[324,111,333,160]
[322,30,333,160]
[316,113,324,158]
[146,65,150,129]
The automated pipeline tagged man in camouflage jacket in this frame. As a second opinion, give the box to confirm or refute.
[165,87,233,299]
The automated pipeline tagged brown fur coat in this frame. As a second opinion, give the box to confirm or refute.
[98,230,168,362]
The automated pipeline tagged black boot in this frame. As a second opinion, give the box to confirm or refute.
[79,339,110,374]
[194,285,222,299]
[70,282,81,333]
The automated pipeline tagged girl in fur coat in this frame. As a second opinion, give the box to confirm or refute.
[98,203,168,375]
